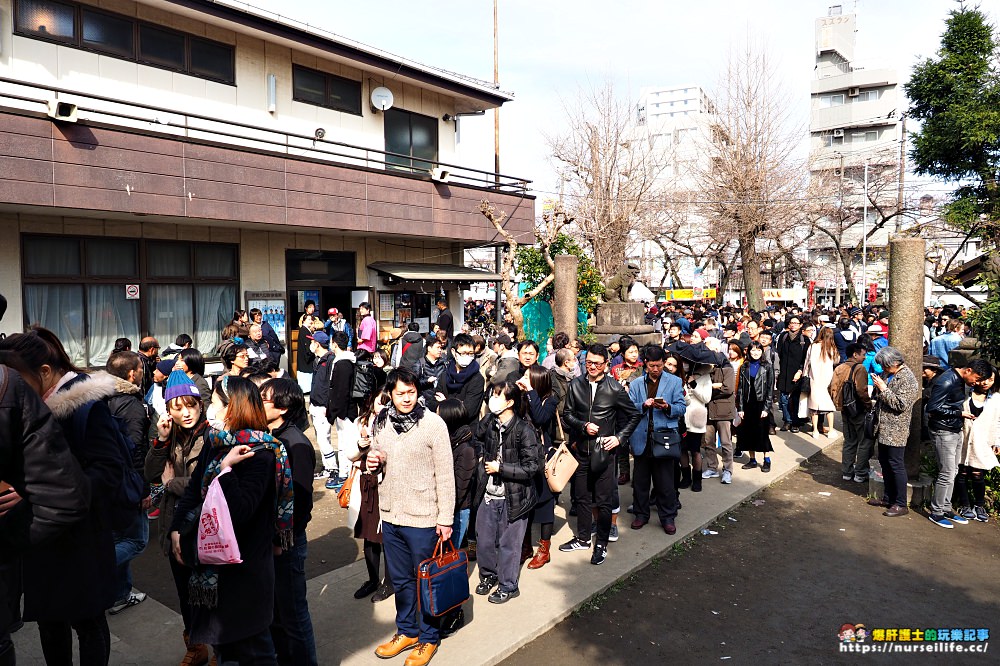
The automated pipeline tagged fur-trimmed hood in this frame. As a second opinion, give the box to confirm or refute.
[45,371,118,419]
[110,375,142,397]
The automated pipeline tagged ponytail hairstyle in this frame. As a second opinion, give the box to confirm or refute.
[0,326,81,386]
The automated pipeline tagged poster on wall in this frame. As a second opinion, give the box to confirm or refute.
[379,293,395,321]
[415,317,430,333]
[246,291,287,340]
[298,290,320,312]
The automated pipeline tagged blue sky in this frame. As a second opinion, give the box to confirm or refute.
[250,0,960,201]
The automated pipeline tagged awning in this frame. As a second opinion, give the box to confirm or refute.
[368,262,501,283]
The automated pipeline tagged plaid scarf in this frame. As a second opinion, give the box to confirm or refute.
[374,403,426,436]
[188,427,294,608]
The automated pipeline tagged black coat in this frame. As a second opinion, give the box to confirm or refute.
[309,354,333,407]
[25,372,122,621]
[398,332,425,372]
[443,361,485,427]
[172,441,278,645]
[296,326,315,375]
[327,355,356,421]
[451,426,477,512]
[105,377,151,471]
[776,331,810,393]
[272,422,315,533]
[926,369,966,432]
[525,390,558,451]
[561,374,642,453]
[261,321,284,360]
[474,414,539,522]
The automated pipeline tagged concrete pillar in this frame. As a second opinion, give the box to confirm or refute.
[887,236,926,479]
[553,254,579,340]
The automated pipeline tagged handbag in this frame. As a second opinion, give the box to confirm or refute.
[197,470,243,566]
[337,466,357,509]
[417,536,470,617]
[864,400,880,440]
[798,375,811,394]
[544,442,579,492]
[650,429,682,459]
[589,441,612,475]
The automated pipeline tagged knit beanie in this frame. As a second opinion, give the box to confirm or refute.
[164,369,201,402]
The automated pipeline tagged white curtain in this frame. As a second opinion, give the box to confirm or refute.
[87,285,140,367]
[195,285,236,351]
[148,285,194,347]
[24,285,87,367]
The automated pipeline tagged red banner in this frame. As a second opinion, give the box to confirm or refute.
[867,283,877,303]
[807,281,816,309]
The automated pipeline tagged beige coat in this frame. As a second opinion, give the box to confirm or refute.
[962,393,1000,470]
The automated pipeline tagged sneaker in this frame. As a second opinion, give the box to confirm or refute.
[626,504,635,514]
[945,512,969,525]
[439,608,465,638]
[721,470,732,484]
[146,507,160,520]
[313,470,331,480]
[733,450,745,459]
[742,459,758,470]
[475,577,498,595]
[842,474,853,481]
[702,469,719,479]
[928,514,954,529]
[974,506,989,523]
[487,588,520,604]
[761,459,771,473]
[853,474,867,484]
[109,591,146,615]
[325,476,345,491]
[590,544,607,565]
[559,537,591,552]
[958,506,976,520]
[608,525,619,542]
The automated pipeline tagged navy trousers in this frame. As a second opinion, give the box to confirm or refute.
[382,522,441,644]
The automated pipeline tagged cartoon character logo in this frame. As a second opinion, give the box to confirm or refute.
[839,623,857,643]
[854,624,868,643]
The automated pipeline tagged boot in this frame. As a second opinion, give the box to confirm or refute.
[527,539,551,569]
[691,472,703,493]
[678,465,692,489]
[520,534,534,565]
[180,632,209,666]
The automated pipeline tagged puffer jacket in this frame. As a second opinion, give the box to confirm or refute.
[875,365,920,447]
[926,368,966,432]
[105,375,151,471]
[561,373,642,454]
[474,414,539,522]
[144,421,208,555]
[736,361,775,412]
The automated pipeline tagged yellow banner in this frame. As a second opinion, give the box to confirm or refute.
[661,289,716,301]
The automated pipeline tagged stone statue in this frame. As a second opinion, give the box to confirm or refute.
[603,263,640,303]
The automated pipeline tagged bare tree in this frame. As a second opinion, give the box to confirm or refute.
[548,81,669,279]
[694,42,805,310]
[479,199,572,338]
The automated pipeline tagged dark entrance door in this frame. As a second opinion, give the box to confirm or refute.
[286,249,357,377]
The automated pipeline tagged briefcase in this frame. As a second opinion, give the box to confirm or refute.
[417,537,469,617]
[544,442,579,493]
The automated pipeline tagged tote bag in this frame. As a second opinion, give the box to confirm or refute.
[417,537,469,617]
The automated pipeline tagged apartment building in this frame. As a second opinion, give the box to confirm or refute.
[0,0,533,368]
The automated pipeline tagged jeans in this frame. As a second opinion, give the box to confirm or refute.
[476,500,528,594]
[216,629,277,665]
[840,411,873,478]
[878,444,907,508]
[632,447,678,524]
[570,450,615,546]
[38,615,111,666]
[272,532,317,666]
[702,421,733,473]
[382,522,441,644]
[113,511,149,602]
[779,389,804,426]
[308,404,337,474]
[451,508,470,550]
[930,427,963,515]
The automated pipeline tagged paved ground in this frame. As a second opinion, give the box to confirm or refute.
[502,442,1000,665]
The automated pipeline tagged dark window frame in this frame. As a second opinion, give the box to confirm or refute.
[384,107,440,172]
[13,0,236,85]
[21,234,239,366]
[292,64,363,116]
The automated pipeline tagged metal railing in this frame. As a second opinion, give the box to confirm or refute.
[0,76,531,195]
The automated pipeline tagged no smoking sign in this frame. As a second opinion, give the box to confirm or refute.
[125,284,140,300]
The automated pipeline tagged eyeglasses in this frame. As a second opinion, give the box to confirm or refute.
[585,360,606,367]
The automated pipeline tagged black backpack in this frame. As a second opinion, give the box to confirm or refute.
[73,400,145,531]
[841,364,863,418]
[351,360,375,400]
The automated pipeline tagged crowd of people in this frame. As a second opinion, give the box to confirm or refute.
[1,289,997,666]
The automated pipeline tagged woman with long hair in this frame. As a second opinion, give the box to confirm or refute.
[145,368,212,664]
[517,365,559,570]
[807,326,839,437]
[0,328,122,666]
[169,376,295,663]
[955,366,1000,523]
[668,352,702,492]
[737,342,775,472]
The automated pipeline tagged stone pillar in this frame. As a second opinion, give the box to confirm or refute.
[887,236,926,479]
[553,254,579,340]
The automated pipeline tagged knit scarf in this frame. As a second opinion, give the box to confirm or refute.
[446,359,481,392]
[375,403,426,435]
[188,427,294,608]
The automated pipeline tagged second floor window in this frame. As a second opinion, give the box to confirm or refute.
[292,65,362,115]
[384,108,439,172]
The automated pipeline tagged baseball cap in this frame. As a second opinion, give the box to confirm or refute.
[848,307,861,316]
[328,308,339,316]
[495,333,513,348]
[308,331,330,346]
[868,323,885,336]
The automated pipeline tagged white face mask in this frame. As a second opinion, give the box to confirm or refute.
[488,395,510,415]
[206,403,226,430]
[455,353,474,368]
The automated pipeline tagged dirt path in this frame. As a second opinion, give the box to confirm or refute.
[502,444,1000,665]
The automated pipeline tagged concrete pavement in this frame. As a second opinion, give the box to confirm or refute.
[12,427,840,665]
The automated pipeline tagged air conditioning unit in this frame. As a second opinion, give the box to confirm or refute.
[848,87,860,97]
[430,167,451,183]
[47,100,78,123]
[832,129,845,138]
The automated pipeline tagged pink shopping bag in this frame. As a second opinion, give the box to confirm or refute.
[197,469,243,565]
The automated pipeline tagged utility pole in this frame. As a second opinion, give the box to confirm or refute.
[896,114,907,228]
[493,0,502,325]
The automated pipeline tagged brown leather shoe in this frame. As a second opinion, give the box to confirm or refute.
[403,642,438,666]
[375,634,419,659]
[663,522,676,535]
[527,539,550,569]
[867,497,889,508]
[883,505,909,517]
[180,632,209,666]
[630,518,647,530]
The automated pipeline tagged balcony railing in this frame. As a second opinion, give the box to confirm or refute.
[0,76,531,195]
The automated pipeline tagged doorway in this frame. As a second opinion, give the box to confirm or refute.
[286,249,357,376]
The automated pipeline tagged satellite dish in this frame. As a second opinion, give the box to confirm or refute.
[371,86,394,111]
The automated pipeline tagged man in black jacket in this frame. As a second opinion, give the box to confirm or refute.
[328,331,357,487]
[443,334,485,427]
[0,294,91,665]
[104,352,153,615]
[307,332,338,487]
[434,297,454,340]
[776,316,810,432]
[559,343,641,565]
[415,338,448,405]
[261,378,317,665]
[926,359,992,528]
